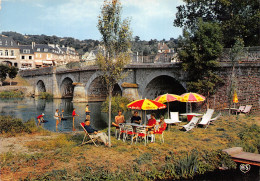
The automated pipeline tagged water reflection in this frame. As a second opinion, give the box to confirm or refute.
[0,98,112,132]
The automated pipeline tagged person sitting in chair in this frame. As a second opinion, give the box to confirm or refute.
[84,119,109,146]
[146,113,157,143]
[131,111,141,124]
[112,110,125,128]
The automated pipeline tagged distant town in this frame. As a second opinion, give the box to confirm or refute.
[0,31,179,70]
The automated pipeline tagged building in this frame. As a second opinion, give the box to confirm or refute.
[0,35,80,69]
[0,35,20,67]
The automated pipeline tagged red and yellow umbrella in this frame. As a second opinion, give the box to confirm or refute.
[154,93,182,118]
[180,92,205,112]
[180,92,205,102]
[127,98,166,124]
[127,98,166,110]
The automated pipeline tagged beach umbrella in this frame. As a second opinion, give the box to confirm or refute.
[180,92,205,112]
[154,93,182,119]
[127,98,166,124]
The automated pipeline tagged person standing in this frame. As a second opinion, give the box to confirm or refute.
[85,104,90,119]
[54,109,60,129]
[72,108,79,131]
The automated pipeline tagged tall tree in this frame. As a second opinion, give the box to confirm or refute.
[8,66,18,85]
[97,0,132,147]
[0,64,10,86]
[178,19,223,108]
[174,0,260,47]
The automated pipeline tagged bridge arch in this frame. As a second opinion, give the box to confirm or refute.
[85,72,123,101]
[35,80,46,96]
[59,74,77,98]
[141,71,187,112]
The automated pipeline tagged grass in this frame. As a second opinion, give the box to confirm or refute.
[0,113,259,180]
[0,90,24,98]
[38,92,53,100]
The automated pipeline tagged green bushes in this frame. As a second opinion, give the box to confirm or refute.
[101,95,130,113]
[0,90,24,98]
[39,92,53,100]
[237,124,260,153]
[0,116,37,135]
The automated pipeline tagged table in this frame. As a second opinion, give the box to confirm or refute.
[224,108,239,115]
[125,123,149,127]
[180,113,203,121]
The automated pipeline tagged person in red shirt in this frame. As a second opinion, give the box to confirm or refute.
[147,113,156,143]
[72,108,79,131]
[37,113,44,125]
[147,113,156,130]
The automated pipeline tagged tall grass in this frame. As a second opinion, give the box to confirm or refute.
[0,90,24,98]
[38,92,53,100]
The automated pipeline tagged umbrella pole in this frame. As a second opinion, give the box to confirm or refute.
[168,102,170,119]
[145,110,147,125]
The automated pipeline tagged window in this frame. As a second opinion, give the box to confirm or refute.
[0,50,3,55]
[21,55,25,59]
[23,49,30,53]
[5,50,8,56]
[37,48,40,52]
[11,41,13,46]
[5,41,8,46]
[11,50,14,56]
[29,56,32,60]
[0,41,2,45]
[44,48,48,52]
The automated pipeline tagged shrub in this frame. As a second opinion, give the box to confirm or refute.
[101,95,130,113]
[39,92,53,100]
[0,116,30,134]
[0,90,24,98]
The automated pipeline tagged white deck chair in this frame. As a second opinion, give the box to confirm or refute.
[210,113,221,122]
[181,116,200,132]
[165,112,182,129]
[198,109,214,128]
[241,105,252,114]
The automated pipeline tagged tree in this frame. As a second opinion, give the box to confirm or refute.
[174,0,260,47]
[8,66,19,85]
[227,38,244,113]
[97,0,132,147]
[0,64,10,86]
[178,19,224,108]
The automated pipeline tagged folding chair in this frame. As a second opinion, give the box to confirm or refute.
[123,125,135,144]
[135,127,147,145]
[80,122,98,147]
[154,123,167,143]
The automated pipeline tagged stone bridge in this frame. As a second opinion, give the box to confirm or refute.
[19,63,187,101]
[19,60,260,112]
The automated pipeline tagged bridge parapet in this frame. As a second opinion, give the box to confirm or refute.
[19,66,54,77]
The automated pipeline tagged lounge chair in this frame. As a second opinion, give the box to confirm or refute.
[234,106,245,115]
[241,105,252,115]
[165,112,182,129]
[181,116,200,132]
[210,113,221,122]
[80,122,99,147]
[198,109,214,128]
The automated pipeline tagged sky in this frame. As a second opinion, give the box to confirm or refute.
[0,0,184,41]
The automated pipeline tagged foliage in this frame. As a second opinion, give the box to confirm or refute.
[237,124,260,153]
[38,92,53,100]
[0,64,10,85]
[8,66,18,79]
[226,38,245,107]
[174,0,260,47]
[101,95,130,113]
[0,90,24,98]
[65,61,82,69]
[178,19,224,106]
[0,116,36,134]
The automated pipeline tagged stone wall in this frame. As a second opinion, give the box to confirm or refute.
[0,86,34,96]
[207,63,260,112]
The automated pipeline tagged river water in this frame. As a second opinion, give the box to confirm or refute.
[0,97,128,132]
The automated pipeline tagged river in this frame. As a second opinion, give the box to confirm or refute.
[0,97,131,132]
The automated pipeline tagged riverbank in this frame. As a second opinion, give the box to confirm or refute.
[0,114,259,180]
